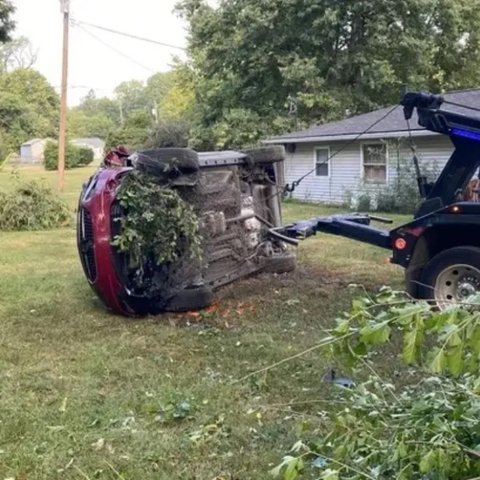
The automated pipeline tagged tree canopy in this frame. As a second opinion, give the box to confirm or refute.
[0,69,59,156]
[176,0,480,148]
[0,0,15,44]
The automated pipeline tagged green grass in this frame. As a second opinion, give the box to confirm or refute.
[0,167,408,479]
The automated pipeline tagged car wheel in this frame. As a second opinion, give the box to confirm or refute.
[418,246,480,309]
[243,146,285,164]
[165,285,214,312]
[133,148,200,177]
[263,253,297,274]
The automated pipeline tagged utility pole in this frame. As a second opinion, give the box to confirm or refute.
[58,0,70,191]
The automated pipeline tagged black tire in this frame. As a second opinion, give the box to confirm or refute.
[243,146,285,164]
[263,253,297,274]
[418,246,480,307]
[133,148,200,177]
[405,266,420,299]
[165,285,214,312]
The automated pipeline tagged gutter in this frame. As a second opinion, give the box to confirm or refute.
[263,129,439,144]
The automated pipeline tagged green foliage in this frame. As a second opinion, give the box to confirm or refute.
[331,287,480,376]
[0,69,59,153]
[67,65,196,151]
[273,288,480,479]
[177,0,480,148]
[376,157,439,213]
[111,171,202,280]
[0,178,70,230]
[0,36,36,71]
[0,1,15,43]
[67,109,114,139]
[148,119,190,148]
[356,194,371,212]
[44,141,94,171]
[76,146,94,166]
[104,126,150,151]
[350,155,439,214]
[274,376,480,480]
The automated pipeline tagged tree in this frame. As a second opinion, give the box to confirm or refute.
[0,1,15,43]
[114,80,150,123]
[68,109,114,139]
[176,0,480,148]
[0,36,37,71]
[0,69,59,153]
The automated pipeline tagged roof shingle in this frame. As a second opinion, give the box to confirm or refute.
[266,89,480,143]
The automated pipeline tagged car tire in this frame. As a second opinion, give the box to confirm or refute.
[263,253,297,274]
[133,148,200,177]
[418,246,480,308]
[243,146,285,164]
[165,285,214,312]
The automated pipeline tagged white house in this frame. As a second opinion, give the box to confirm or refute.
[265,89,480,204]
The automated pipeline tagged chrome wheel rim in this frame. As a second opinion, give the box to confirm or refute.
[434,264,480,309]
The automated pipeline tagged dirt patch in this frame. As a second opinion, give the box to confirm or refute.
[218,264,353,302]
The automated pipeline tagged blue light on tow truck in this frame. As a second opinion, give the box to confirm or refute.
[451,128,480,141]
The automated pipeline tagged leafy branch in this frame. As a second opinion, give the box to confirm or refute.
[111,171,202,290]
[268,288,480,480]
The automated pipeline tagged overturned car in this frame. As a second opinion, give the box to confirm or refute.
[77,147,296,316]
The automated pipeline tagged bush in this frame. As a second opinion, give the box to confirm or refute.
[356,193,372,212]
[147,120,190,148]
[351,158,439,214]
[76,146,94,166]
[44,141,94,170]
[0,180,70,230]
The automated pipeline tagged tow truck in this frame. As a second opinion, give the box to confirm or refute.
[280,91,480,308]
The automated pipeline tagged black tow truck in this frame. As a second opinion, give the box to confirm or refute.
[279,91,480,307]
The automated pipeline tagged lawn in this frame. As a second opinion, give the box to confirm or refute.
[0,166,407,479]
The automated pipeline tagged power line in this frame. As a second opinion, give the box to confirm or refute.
[284,104,400,194]
[75,24,156,73]
[71,19,186,51]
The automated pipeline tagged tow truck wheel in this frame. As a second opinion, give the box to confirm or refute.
[419,246,480,309]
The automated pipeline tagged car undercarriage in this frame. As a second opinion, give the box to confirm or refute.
[77,147,296,316]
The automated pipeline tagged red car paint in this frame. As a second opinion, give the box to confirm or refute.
[77,167,134,315]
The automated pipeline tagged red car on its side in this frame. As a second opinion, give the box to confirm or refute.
[77,147,296,316]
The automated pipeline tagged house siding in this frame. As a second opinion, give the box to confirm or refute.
[283,135,454,204]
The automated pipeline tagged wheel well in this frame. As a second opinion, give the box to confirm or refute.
[408,224,480,282]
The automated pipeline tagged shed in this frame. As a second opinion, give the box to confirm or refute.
[20,138,47,164]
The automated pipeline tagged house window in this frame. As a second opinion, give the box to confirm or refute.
[363,143,387,183]
[315,148,329,176]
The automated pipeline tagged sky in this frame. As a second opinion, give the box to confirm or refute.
[12,0,189,105]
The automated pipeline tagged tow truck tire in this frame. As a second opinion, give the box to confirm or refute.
[133,148,199,177]
[243,146,285,164]
[418,246,480,308]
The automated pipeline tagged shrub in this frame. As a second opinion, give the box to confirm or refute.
[0,180,70,230]
[76,146,94,166]
[148,119,190,148]
[352,158,439,214]
[44,141,94,170]
[356,193,372,212]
